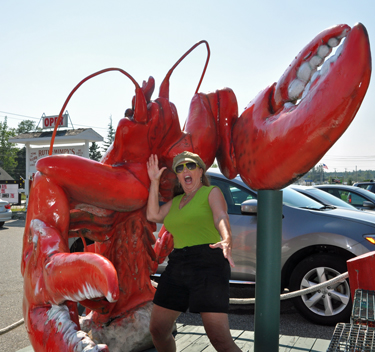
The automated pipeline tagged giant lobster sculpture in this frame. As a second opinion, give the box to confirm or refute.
[21,23,371,352]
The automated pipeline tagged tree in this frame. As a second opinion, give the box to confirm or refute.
[13,120,41,179]
[102,115,115,153]
[0,117,18,178]
[16,119,40,134]
[89,142,102,161]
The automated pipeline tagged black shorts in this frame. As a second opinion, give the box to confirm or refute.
[153,244,231,314]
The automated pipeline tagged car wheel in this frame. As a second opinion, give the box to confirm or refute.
[289,254,351,325]
[0,221,4,228]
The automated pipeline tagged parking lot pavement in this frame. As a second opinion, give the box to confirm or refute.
[0,219,30,352]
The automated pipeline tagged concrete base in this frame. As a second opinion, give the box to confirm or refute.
[80,301,155,352]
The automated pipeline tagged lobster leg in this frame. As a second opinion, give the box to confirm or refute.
[22,171,120,351]
[36,155,150,212]
[26,305,109,352]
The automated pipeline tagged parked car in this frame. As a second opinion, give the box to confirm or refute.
[0,199,12,228]
[315,184,375,211]
[289,185,359,211]
[155,169,375,325]
[353,181,375,194]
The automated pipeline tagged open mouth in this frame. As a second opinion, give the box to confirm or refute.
[184,175,192,184]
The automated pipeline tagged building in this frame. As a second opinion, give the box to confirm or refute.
[0,167,14,181]
[9,128,103,196]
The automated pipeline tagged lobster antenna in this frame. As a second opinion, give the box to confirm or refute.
[49,68,145,155]
[159,40,211,99]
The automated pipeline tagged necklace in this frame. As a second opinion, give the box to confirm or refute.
[183,186,201,201]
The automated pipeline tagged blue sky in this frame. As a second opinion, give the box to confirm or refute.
[1,0,374,172]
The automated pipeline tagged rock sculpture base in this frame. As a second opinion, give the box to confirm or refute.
[80,301,155,352]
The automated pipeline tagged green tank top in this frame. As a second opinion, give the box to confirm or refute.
[164,185,221,249]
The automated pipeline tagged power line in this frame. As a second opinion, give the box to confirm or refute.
[0,111,108,131]
[0,110,39,120]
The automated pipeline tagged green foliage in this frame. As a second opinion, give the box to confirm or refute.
[0,117,18,178]
[13,120,40,179]
[303,164,375,185]
[89,142,102,161]
[102,115,115,153]
[16,119,41,134]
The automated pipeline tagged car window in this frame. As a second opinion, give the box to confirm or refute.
[322,188,370,207]
[323,188,348,201]
[209,177,256,215]
[347,192,368,207]
[357,184,368,190]
[305,189,357,209]
[282,188,323,209]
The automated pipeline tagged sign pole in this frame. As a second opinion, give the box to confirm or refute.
[254,190,283,352]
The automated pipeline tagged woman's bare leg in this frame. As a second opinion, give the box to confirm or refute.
[149,304,181,352]
[201,312,241,352]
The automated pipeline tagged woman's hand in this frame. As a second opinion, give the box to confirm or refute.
[147,154,166,182]
[208,187,236,268]
[210,241,235,268]
[146,154,172,223]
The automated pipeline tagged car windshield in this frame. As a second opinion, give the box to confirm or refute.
[282,188,323,209]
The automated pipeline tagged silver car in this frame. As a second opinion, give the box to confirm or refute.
[289,185,359,211]
[315,184,375,211]
[0,199,12,228]
[155,170,375,325]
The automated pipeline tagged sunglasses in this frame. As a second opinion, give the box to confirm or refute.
[175,162,198,173]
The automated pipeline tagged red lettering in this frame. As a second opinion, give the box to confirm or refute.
[38,150,48,157]
[49,117,54,126]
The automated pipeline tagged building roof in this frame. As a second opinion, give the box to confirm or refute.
[9,128,103,145]
[0,167,14,181]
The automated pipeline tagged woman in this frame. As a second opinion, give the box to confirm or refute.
[146,151,240,352]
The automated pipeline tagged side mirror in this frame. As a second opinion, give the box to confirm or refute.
[363,201,375,209]
[241,199,258,214]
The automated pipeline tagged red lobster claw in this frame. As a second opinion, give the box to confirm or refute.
[233,23,372,190]
[151,225,174,273]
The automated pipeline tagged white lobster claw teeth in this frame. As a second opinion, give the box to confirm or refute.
[317,44,332,58]
[310,55,324,69]
[297,62,313,83]
[328,37,340,47]
[288,79,306,101]
[47,305,109,351]
[288,31,347,103]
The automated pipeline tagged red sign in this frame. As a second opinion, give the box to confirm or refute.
[42,113,68,129]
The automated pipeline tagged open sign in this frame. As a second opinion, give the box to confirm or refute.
[42,113,68,129]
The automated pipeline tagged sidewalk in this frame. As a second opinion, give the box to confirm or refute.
[16,325,332,352]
